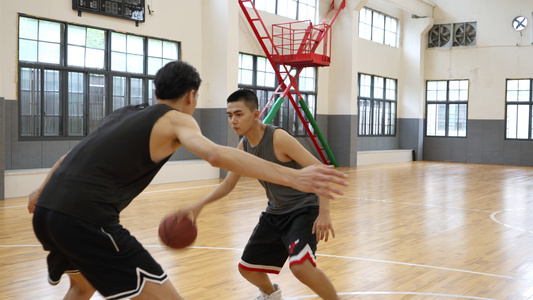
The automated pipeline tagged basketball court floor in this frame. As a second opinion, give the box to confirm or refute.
[1,161,533,299]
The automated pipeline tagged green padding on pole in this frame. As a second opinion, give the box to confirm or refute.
[299,99,338,167]
[262,97,285,124]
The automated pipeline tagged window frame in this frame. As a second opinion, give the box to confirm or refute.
[425,79,469,138]
[359,7,399,47]
[17,14,180,140]
[357,73,398,136]
[505,79,533,140]
[245,0,317,23]
[238,52,317,137]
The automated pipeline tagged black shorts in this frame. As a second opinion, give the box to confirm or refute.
[32,207,167,299]
[238,205,319,274]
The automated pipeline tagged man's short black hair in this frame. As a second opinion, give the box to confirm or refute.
[154,60,202,100]
[227,89,259,112]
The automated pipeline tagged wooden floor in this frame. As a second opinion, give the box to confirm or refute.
[2,162,533,299]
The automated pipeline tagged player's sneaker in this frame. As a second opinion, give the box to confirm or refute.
[255,284,282,300]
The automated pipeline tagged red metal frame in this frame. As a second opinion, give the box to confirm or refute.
[238,0,345,164]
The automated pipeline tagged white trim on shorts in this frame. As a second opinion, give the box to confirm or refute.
[239,260,283,274]
[289,244,317,266]
[105,268,169,300]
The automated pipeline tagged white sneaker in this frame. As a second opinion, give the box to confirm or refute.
[255,284,282,300]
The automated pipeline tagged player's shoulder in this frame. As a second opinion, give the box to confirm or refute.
[272,126,295,142]
[160,109,194,125]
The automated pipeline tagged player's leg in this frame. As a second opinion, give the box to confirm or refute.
[132,280,183,300]
[290,260,338,300]
[33,208,95,300]
[239,213,286,298]
[284,206,338,300]
[63,273,96,300]
[238,267,277,294]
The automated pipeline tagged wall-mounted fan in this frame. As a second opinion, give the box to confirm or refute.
[453,22,476,46]
[428,24,451,48]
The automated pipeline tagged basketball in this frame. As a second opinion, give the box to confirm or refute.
[158,214,197,249]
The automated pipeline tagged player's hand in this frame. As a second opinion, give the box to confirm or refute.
[312,212,335,242]
[175,202,204,225]
[27,188,40,214]
[294,165,347,199]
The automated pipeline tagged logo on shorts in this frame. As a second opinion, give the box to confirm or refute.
[289,239,300,254]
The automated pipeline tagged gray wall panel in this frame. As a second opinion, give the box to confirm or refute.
[326,114,355,167]
[424,120,533,166]
[0,98,4,199]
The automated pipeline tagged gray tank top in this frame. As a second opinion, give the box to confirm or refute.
[243,125,319,214]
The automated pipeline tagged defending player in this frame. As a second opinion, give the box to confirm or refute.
[179,89,339,299]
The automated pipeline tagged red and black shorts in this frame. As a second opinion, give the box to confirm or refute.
[32,206,168,299]
[238,205,319,274]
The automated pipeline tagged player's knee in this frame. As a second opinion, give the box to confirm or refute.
[68,274,95,297]
[289,263,305,277]
[238,265,248,277]
[238,265,259,280]
[290,262,313,280]
[66,284,95,300]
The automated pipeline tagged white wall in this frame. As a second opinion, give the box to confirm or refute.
[425,0,533,120]
[202,1,240,108]
[0,0,211,106]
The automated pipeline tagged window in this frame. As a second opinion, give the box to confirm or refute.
[245,0,316,23]
[506,79,533,139]
[358,74,397,136]
[19,18,62,64]
[359,7,398,47]
[67,25,106,69]
[238,53,317,137]
[18,15,180,139]
[425,80,468,137]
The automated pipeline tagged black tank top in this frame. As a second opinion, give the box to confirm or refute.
[243,125,318,214]
[37,104,175,226]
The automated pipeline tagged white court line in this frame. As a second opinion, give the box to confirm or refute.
[339,195,495,214]
[491,209,533,234]
[1,243,523,280]
[0,205,27,210]
[0,244,42,247]
[148,246,521,281]
[141,180,258,194]
[317,253,520,280]
[285,292,497,300]
[343,163,416,173]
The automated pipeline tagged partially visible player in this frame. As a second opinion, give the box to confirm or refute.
[179,90,339,300]
[27,62,347,300]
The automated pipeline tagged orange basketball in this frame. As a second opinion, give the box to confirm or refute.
[158,215,197,249]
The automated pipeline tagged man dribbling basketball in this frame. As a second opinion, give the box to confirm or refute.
[27,61,347,300]
[180,89,339,300]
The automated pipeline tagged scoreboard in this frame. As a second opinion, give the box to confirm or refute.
[73,0,145,23]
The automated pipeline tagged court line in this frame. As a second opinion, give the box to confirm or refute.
[162,246,522,281]
[285,292,497,300]
[0,205,27,209]
[141,180,259,194]
[0,243,522,280]
[491,209,533,234]
[317,253,520,280]
[339,195,495,213]
[0,181,260,210]
[343,163,416,173]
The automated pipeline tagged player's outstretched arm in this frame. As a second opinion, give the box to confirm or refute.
[177,141,246,222]
[173,116,347,199]
[176,170,241,223]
